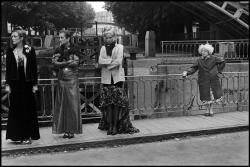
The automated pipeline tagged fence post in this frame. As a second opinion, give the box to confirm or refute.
[51,79,55,116]
[183,77,186,115]
[237,73,240,111]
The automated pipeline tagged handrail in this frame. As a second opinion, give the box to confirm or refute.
[160,39,249,43]
[160,39,249,61]
[1,72,248,123]
[1,72,249,83]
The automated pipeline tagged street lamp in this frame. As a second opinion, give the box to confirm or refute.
[136,30,139,48]
[95,21,98,36]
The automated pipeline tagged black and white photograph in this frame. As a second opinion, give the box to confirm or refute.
[1,1,249,166]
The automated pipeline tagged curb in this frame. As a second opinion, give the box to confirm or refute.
[2,125,248,157]
[1,117,102,130]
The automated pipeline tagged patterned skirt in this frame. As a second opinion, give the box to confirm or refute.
[98,85,139,134]
[201,88,223,105]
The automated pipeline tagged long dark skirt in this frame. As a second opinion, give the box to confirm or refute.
[52,77,82,134]
[98,83,139,134]
[198,77,223,102]
[6,66,40,141]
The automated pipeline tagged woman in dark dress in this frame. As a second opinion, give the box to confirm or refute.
[98,27,139,135]
[52,30,82,138]
[5,28,40,144]
[182,43,225,116]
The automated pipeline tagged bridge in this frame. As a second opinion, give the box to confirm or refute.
[1,1,249,127]
[170,1,248,38]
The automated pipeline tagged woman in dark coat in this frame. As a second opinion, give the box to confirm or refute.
[182,43,225,116]
[5,28,40,144]
[52,30,82,138]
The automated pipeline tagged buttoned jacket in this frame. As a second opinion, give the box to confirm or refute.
[186,55,225,84]
[98,43,125,84]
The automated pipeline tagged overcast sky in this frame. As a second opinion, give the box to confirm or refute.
[87,1,106,12]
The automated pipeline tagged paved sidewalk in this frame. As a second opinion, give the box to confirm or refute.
[1,111,249,156]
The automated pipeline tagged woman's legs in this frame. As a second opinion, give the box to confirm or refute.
[105,105,119,135]
[209,103,214,115]
[112,106,119,135]
[205,104,210,115]
[204,103,214,116]
[106,105,113,135]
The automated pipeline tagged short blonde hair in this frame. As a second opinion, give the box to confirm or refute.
[103,27,116,37]
[198,43,214,55]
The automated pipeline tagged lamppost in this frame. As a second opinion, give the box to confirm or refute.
[95,21,98,36]
[81,22,83,40]
[136,30,139,48]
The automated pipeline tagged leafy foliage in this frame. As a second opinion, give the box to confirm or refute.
[104,2,200,47]
[1,2,95,34]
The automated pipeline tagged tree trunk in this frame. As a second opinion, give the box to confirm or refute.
[1,12,8,37]
[28,28,31,36]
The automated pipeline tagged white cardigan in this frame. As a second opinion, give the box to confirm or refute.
[98,43,125,84]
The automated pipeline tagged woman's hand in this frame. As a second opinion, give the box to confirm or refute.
[182,71,188,78]
[5,85,11,93]
[67,59,74,64]
[52,53,60,63]
[32,85,38,93]
[67,54,79,67]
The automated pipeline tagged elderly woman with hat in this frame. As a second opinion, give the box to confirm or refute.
[98,27,139,135]
[182,43,225,116]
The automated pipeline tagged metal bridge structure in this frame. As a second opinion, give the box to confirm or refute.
[170,1,248,38]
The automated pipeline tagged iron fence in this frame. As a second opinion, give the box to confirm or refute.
[1,72,248,124]
[160,39,249,61]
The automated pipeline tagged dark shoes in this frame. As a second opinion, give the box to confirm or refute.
[12,138,32,144]
[13,140,23,144]
[63,133,69,138]
[107,127,118,135]
[68,133,74,139]
[107,127,113,135]
[204,113,214,117]
[63,133,74,139]
[209,113,214,117]
[112,127,118,135]
[23,138,32,144]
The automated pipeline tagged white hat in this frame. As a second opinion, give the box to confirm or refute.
[198,43,214,54]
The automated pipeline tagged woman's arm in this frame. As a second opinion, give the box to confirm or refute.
[52,53,70,68]
[30,47,38,85]
[98,46,112,66]
[184,59,199,76]
[107,45,123,70]
[215,56,226,73]
[5,47,12,85]
[67,55,79,67]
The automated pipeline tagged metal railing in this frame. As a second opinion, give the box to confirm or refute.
[1,72,248,123]
[1,36,43,49]
[160,39,249,61]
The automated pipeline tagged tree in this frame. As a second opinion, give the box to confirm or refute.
[104,2,201,48]
[1,2,95,36]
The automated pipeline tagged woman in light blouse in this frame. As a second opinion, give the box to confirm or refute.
[98,27,139,135]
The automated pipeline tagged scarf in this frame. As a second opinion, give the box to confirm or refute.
[104,42,116,56]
